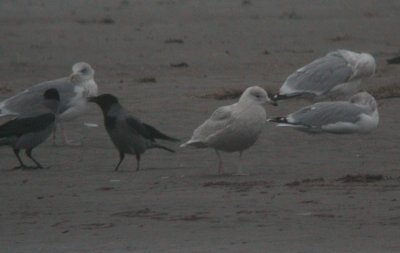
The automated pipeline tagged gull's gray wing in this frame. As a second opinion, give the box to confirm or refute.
[191,104,234,143]
[0,113,55,138]
[290,102,367,127]
[280,53,354,96]
[0,77,77,115]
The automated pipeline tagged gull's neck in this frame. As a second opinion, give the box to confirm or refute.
[78,79,98,97]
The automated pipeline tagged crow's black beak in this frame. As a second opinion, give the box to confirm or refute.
[87,96,97,103]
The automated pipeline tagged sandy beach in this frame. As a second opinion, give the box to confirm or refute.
[1,1,400,252]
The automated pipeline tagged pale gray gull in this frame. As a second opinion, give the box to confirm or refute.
[181,86,275,175]
[272,50,376,102]
[268,92,379,134]
[0,62,98,145]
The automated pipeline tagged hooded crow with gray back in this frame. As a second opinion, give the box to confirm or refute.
[89,94,179,171]
[0,88,60,169]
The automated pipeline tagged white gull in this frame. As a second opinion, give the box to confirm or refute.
[181,86,275,175]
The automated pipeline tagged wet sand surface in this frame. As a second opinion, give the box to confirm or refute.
[1,1,400,252]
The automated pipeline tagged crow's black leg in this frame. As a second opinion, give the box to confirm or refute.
[135,153,141,171]
[12,149,26,170]
[25,149,44,169]
[114,152,125,171]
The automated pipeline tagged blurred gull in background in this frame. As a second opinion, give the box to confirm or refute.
[272,49,376,102]
[0,89,60,169]
[268,92,379,134]
[0,62,98,145]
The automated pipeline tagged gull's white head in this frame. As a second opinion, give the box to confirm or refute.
[349,92,377,111]
[335,50,376,79]
[70,62,95,83]
[354,53,376,79]
[239,86,275,106]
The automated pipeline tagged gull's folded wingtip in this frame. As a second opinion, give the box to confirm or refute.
[266,94,279,106]
[179,140,208,148]
[267,117,287,124]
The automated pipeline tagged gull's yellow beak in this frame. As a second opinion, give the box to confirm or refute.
[70,73,77,82]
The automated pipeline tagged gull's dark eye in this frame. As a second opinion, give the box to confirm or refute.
[80,67,88,74]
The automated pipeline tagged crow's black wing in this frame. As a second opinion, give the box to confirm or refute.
[126,117,178,142]
[0,113,55,138]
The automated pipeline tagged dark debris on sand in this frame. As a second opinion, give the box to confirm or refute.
[369,84,400,99]
[329,33,351,42]
[203,180,271,192]
[279,11,302,20]
[164,39,184,44]
[198,88,243,100]
[196,87,275,100]
[170,62,189,68]
[0,86,13,93]
[76,17,115,25]
[336,174,384,183]
[137,77,157,83]
[112,208,168,220]
[285,177,325,187]
[387,56,400,64]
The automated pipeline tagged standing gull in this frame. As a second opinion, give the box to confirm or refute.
[88,94,179,171]
[0,89,60,169]
[268,92,379,134]
[181,86,275,175]
[0,62,98,145]
[273,50,376,102]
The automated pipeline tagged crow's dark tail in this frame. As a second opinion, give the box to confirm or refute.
[143,123,180,142]
[0,137,12,146]
[153,143,176,153]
